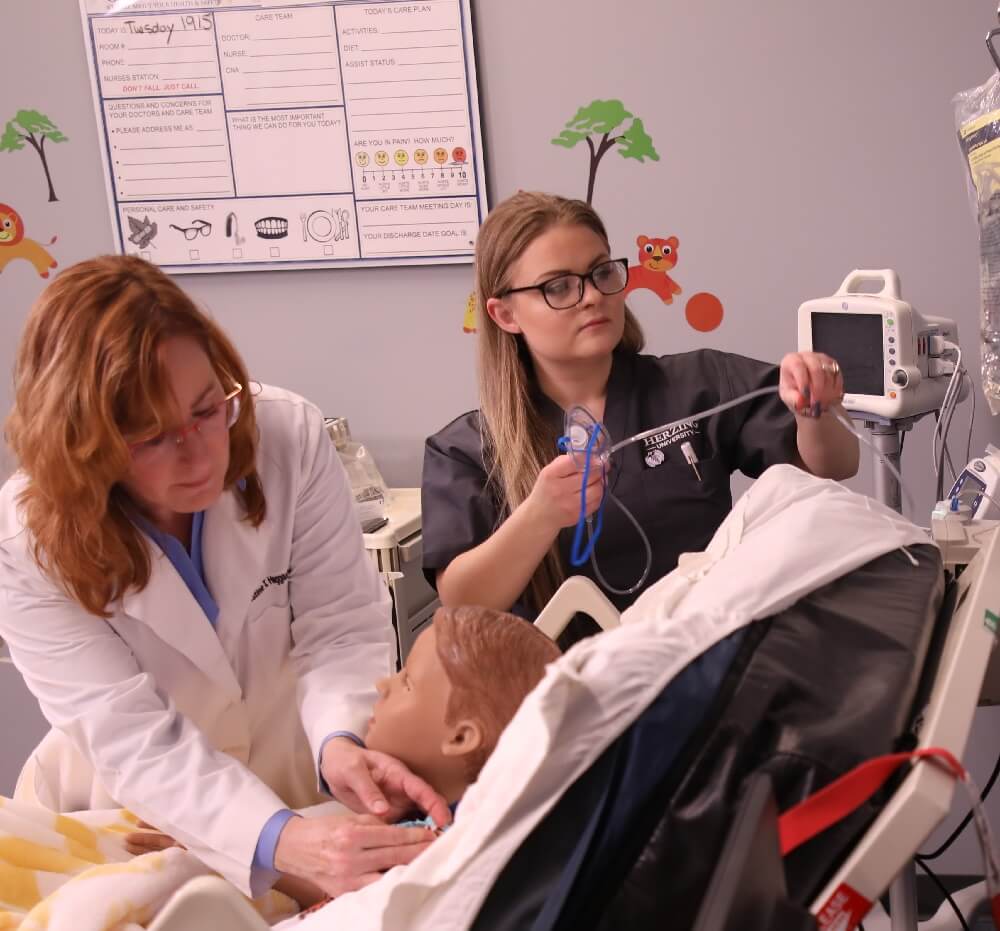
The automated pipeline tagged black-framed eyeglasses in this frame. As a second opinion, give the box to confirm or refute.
[170,219,212,241]
[499,258,630,310]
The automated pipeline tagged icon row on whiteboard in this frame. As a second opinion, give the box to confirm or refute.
[355,146,468,169]
[126,211,352,250]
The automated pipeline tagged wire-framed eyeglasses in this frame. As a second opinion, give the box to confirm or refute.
[128,383,243,464]
[499,258,630,310]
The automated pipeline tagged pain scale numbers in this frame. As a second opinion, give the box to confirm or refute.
[358,164,471,196]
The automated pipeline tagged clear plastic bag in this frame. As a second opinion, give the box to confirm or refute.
[953,71,1000,415]
[324,417,389,528]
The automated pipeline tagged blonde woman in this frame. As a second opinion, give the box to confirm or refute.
[421,192,859,633]
[0,256,447,902]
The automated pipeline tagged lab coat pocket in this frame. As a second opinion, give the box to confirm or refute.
[247,582,291,624]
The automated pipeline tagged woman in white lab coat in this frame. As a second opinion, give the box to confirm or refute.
[0,255,448,900]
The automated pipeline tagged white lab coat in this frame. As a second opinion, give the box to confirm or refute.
[0,384,394,896]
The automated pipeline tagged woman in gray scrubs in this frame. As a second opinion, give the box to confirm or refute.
[421,191,858,636]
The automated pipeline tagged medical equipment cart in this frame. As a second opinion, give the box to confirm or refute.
[362,488,440,663]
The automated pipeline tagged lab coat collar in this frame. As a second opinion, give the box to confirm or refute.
[119,493,253,700]
[200,486,271,653]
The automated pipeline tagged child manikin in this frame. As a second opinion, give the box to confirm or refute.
[365,604,561,809]
[293,605,559,915]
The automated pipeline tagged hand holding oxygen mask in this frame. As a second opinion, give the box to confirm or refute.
[527,452,606,532]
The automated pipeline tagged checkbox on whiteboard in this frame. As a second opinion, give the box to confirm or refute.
[323,244,335,256]
[141,251,151,261]
[269,246,280,257]
[189,249,200,260]
[232,248,243,259]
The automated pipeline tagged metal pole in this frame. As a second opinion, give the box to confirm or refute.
[871,416,917,929]
[889,861,919,931]
[869,423,903,514]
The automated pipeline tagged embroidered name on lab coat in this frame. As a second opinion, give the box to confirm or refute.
[641,421,699,468]
[251,566,293,602]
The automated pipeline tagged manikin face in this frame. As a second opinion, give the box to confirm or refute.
[119,336,232,531]
[365,626,478,786]
[486,223,627,369]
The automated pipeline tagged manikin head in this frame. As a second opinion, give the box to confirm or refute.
[364,605,561,805]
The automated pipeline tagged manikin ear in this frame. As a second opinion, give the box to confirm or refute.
[485,296,522,335]
[440,718,485,761]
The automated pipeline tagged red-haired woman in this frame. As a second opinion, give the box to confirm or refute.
[0,255,447,902]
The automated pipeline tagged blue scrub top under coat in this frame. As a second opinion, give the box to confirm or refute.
[137,510,220,626]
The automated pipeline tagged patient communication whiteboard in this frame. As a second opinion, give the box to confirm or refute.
[79,0,488,273]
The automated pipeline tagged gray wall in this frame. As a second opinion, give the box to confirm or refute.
[3,0,1000,874]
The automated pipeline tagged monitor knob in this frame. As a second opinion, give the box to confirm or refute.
[891,369,908,387]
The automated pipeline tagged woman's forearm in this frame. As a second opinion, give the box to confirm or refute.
[436,497,560,611]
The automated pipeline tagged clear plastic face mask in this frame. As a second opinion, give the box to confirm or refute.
[564,406,612,467]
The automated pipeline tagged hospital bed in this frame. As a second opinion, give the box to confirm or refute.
[149,522,1000,931]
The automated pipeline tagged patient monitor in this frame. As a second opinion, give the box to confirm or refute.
[798,269,960,419]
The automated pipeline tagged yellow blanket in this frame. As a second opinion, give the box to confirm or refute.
[0,798,297,930]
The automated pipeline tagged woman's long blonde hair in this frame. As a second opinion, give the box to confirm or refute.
[475,191,645,611]
[5,255,265,618]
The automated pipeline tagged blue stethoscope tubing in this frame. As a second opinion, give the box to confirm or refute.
[562,386,782,596]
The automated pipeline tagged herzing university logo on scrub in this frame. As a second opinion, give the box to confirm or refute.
[641,421,700,468]
[252,566,293,602]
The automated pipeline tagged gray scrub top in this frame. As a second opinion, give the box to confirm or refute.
[421,348,797,620]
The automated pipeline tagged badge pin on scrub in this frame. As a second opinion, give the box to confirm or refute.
[680,441,702,481]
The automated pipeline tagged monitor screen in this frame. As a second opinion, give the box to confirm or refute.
[811,312,884,397]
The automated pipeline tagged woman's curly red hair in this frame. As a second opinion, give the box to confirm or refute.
[5,255,265,617]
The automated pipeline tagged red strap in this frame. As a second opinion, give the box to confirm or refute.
[778,747,965,856]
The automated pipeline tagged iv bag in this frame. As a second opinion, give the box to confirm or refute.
[954,70,1000,415]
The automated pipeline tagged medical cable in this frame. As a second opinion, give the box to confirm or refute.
[830,409,916,513]
[968,369,978,464]
[565,384,919,596]
[562,387,781,595]
[932,358,962,495]
[563,386,820,595]
[914,857,971,930]
[938,373,963,489]
[587,494,653,595]
[932,345,966,494]
[920,743,1000,862]
[605,387,780,457]
[945,366,975,482]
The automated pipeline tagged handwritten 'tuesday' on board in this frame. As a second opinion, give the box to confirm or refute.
[79,0,487,273]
